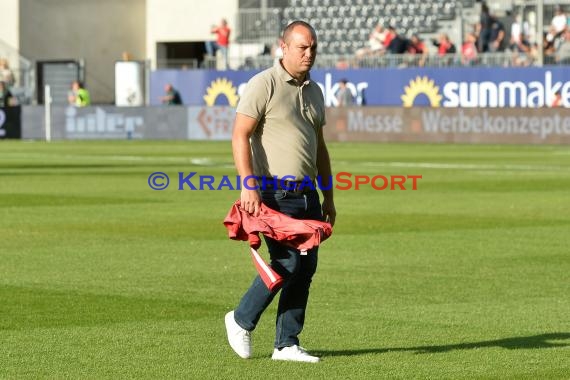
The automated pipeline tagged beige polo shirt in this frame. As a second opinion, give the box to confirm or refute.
[236,61,326,181]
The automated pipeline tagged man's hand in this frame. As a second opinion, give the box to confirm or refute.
[322,198,336,226]
[232,112,260,216]
[241,188,261,217]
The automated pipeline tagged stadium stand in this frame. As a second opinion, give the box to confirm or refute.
[229,0,482,68]
[240,0,476,54]
[227,0,570,70]
[285,1,455,48]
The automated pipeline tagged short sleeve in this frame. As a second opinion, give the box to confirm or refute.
[313,82,326,128]
[236,74,269,121]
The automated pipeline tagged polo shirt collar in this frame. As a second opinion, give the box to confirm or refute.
[275,59,311,86]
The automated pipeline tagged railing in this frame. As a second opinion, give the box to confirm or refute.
[160,51,569,72]
[315,52,537,69]
[214,52,570,71]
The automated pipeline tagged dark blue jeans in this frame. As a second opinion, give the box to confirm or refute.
[234,188,322,349]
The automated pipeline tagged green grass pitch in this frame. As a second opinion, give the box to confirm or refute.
[1,140,569,379]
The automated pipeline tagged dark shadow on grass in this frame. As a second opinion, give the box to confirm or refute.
[316,333,570,357]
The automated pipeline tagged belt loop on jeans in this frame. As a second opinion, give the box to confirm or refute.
[259,177,316,193]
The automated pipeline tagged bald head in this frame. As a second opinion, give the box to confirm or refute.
[282,21,316,44]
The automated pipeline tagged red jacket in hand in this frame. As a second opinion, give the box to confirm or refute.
[223,200,333,291]
[223,200,333,252]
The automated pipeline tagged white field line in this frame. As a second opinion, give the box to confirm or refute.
[5,152,569,172]
[470,170,556,176]
[3,153,235,167]
[355,161,568,172]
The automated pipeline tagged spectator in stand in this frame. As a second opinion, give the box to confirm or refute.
[489,17,506,52]
[510,30,532,67]
[406,33,428,67]
[555,28,570,64]
[383,25,396,51]
[355,24,387,58]
[509,15,533,67]
[432,33,456,66]
[386,27,409,67]
[160,83,183,105]
[543,30,559,64]
[477,2,494,52]
[461,33,479,66]
[206,19,231,69]
[0,81,15,107]
[551,5,567,36]
[509,14,529,50]
[0,58,15,88]
[386,27,409,54]
[67,81,91,107]
[545,5,567,53]
[529,42,540,62]
[433,33,456,56]
[335,79,354,107]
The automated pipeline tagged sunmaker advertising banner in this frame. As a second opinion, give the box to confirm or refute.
[150,66,570,108]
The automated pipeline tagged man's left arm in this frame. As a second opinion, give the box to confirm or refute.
[316,126,336,226]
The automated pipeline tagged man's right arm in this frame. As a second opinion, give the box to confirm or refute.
[232,113,261,216]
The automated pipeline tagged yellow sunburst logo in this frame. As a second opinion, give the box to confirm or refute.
[203,78,239,106]
[401,76,442,107]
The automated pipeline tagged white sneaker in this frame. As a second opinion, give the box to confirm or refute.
[224,311,252,359]
[271,345,320,363]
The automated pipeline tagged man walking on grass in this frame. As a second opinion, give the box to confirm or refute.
[225,20,336,363]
